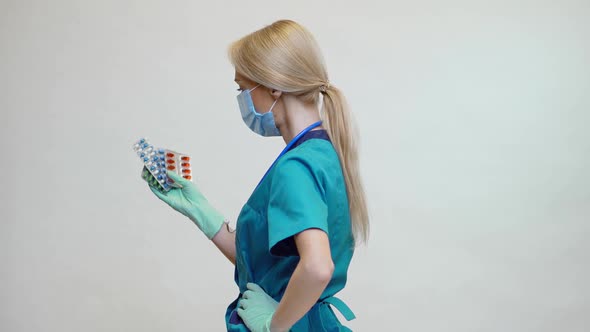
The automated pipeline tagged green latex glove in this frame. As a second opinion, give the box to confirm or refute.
[237,283,280,332]
[149,171,225,239]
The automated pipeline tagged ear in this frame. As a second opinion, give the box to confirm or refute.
[270,89,282,100]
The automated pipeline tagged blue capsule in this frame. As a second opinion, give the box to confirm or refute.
[157,174,164,180]
[143,157,149,162]
[150,165,156,171]
[152,156,159,162]
[158,149,165,154]
[139,138,145,144]
[142,143,149,148]
[140,152,145,158]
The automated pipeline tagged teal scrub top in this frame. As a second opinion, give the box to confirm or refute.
[225,131,356,331]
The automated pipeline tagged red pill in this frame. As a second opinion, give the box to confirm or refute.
[182,169,190,174]
[167,165,176,170]
[166,153,175,158]
[181,156,190,161]
[183,175,192,180]
[181,163,190,167]
[166,159,175,164]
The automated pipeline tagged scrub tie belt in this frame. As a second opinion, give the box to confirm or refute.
[228,295,356,327]
[322,296,356,321]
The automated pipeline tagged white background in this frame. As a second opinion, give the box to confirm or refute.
[1,0,589,331]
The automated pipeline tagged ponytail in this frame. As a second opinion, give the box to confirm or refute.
[321,85,369,244]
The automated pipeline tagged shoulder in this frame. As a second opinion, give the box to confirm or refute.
[278,139,338,168]
[271,139,339,187]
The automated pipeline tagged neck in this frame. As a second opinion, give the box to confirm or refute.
[279,96,323,144]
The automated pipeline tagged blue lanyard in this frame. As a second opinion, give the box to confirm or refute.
[256,121,323,188]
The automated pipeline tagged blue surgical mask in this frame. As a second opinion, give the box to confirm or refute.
[236,84,281,137]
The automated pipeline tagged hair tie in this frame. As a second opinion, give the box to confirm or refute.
[319,81,331,93]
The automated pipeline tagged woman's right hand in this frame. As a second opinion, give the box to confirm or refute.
[149,171,226,239]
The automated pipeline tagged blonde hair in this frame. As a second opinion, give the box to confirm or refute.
[228,20,369,244]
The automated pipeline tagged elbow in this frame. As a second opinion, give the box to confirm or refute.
[321,261,335,284]
[301,258,335,285]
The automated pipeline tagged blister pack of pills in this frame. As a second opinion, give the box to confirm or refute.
[132,138,193,192]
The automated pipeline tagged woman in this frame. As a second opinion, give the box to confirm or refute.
[150,19,369,332]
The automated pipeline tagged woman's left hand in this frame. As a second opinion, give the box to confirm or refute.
[237,283,283,332]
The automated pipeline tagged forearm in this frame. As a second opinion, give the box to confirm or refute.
[270,259,334,331]
[211,223,236,265]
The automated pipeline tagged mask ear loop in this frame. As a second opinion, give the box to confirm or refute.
[268,97,279,113]
[249,84,280,113]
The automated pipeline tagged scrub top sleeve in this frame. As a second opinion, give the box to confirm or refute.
[267,157,329,256]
